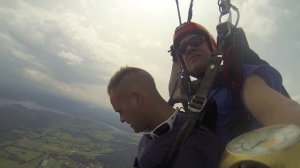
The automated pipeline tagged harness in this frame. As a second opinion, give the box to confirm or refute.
[163,1,234,167]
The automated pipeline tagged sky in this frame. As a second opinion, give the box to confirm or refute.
[0,0,299,116]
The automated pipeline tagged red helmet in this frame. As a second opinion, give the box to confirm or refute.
[173,22,216,52]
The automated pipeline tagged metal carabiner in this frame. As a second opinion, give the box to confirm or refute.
[218,0,240,27]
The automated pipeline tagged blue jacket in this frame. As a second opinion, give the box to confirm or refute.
[208,64,285,149]
[136,111,222,168]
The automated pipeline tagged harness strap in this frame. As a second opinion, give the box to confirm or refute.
[175,0,182,25]
[164,113,198,168]
[187,0,194,22]
[163,56,223,167]
[133,157,139,168]
[188,56,223,112]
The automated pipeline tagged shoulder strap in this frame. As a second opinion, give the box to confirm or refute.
[163,56,223,167]
[133,157,139,168]
[163,113,199,168]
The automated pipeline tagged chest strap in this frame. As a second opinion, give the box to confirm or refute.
[163,55,222,167]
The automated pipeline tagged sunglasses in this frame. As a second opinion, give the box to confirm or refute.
[144,110,178,140]
[178,35,206,55]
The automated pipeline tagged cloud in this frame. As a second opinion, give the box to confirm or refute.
[291,94,300,103]
[238,0,290,42]
[1,0,299,111]
[57,50,83,65]
[0,0,165,110]
[0,0,119,108]
[23,68,109,107]
[0,0,119,82]
[295,41,300,51]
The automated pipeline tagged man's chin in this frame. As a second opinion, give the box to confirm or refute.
[188,66,206,77]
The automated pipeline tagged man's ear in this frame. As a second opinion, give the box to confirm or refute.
[131,91,144,107]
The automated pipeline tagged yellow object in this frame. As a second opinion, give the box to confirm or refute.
[220,124,300,168]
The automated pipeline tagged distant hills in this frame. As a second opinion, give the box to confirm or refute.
[0,104,140,168]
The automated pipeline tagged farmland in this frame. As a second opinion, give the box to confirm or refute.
[0,104,139,168]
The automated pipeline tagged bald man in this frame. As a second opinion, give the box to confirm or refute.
[107,66,221,168]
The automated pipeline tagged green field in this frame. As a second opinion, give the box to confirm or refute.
[0,105,140,168]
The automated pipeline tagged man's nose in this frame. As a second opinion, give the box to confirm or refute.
[186,44,197,54]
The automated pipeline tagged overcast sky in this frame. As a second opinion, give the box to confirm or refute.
[0,0,299,114]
